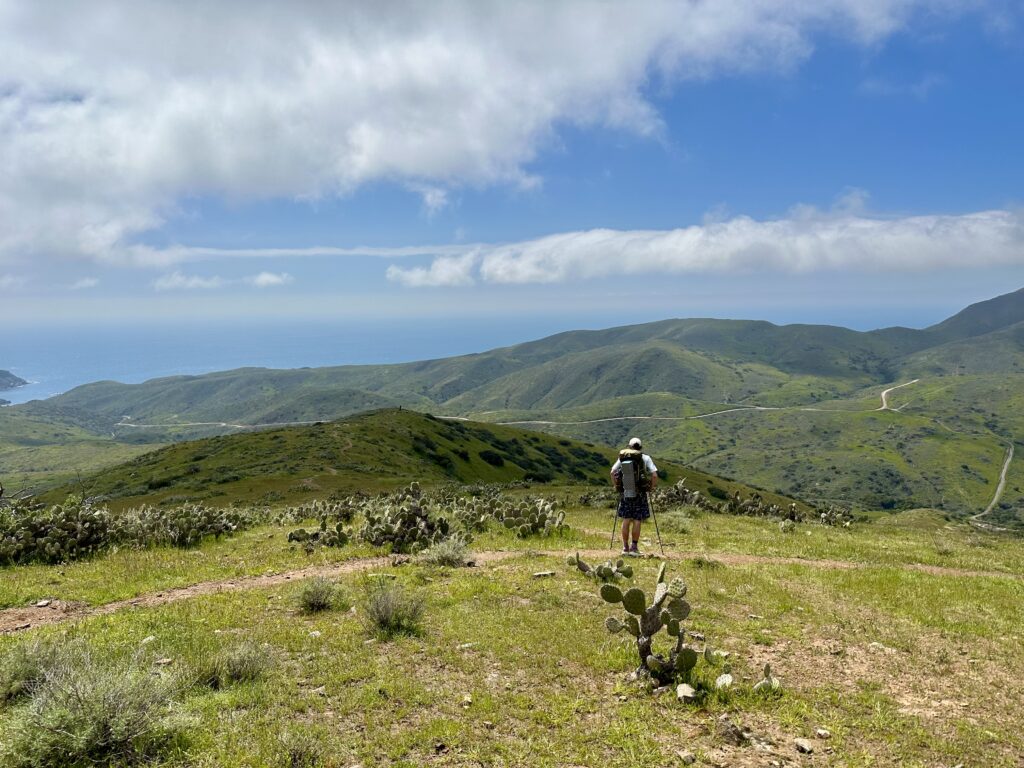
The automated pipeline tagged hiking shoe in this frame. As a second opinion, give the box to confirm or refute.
[630,542,639,554]
[622,547,631,555]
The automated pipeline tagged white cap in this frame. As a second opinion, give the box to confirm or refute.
[628,437,642,449]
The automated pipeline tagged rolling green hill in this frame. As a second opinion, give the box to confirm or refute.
[39,408,806,512]
[7,287,1024,524]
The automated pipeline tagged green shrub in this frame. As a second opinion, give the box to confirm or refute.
[195,641,271,690]
[279,729,324,768]
[0,637,66,706]
[707,485,729,500]
[0,647,185,768]
[478,450,505,467]
[298,577,348,613]
[360,578,425,640]
[418,537,470,567]
[659,509,692,534]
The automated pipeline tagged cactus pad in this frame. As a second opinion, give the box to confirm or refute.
[621,588,647,616]
[666,598,691,621]
[600,584,623,604]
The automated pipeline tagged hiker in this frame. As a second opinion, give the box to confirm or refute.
[611,437,658,554]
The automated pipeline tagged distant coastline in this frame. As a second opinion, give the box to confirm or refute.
[0,369,28,392]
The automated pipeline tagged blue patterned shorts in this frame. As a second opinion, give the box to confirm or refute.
[617,494,651,521]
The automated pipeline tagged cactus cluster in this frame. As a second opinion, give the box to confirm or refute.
[359,483,454,553]
[284,499,359,549]
[277,499,357,527]
[819,504,853,527]
[566,552,633,582]
[0,496,108,565]
[0,496,262,565]
[601,562,710,686]
[112,503,246,548]
[448,496,493,532]
[492,499,566,538]
[577,489,617,509]
[655,480,850,528]
[287,519,351,549]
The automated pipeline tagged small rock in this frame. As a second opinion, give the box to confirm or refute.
[689,631,705,641]
[154,658,174,666]
[363,639,377,645]
[676,750,696,765]
[867,641,890,653]
[714,673,734,690]
[34,599,51,608]
[140,635,156,645]
[676,683,697,702]
[532,571,556,578]
[461,694,472,708]
[483,720,494,730]
[309,630,322,638]
[434,742,448,755]
[653,685,672,696]
[815,728,831,740]
[458,642,477,649]
[717,714,750,746]
[795,738,814,754]
[747,614,763,620]
[14,622,30,631]
[312,686,327,696]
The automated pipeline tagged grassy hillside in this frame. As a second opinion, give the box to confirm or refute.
[2,496,1023,765]
[9,287,1024,520]
[40,408,804,512]
[0,410,154,493]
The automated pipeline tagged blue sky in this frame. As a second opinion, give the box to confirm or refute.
[1,1,1023,334]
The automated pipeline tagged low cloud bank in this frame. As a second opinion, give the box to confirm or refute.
[386,208,1024,286]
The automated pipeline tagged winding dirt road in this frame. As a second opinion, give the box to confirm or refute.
[876,379,920,411]
[970,443,1015,532]
[492,380,922,428]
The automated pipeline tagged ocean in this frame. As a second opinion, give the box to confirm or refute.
[1,317,588,406]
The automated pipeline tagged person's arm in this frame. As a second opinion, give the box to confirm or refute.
[610,459,621,487]
[646,456,658,489]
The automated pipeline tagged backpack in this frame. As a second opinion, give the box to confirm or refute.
[615,448,649,498]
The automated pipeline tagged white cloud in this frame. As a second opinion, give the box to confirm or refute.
[0,1,993,268]
[245,271,293,288]
[153,272,224,291]
[70,277,99,290]
[387,253,478,287]
[386,207,1024,286]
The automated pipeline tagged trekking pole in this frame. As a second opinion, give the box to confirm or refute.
[609,500,619,550]
[649,492,665,556]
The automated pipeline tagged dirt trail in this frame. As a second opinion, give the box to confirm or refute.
[876,379,920,411]
[970,443,1015,532]
[486,380,923,428]
[3,544,1019,636]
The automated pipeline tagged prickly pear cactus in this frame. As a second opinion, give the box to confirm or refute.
[566,552,634,582]
[449,496,493,533]
[753,663,781,694]
[600,562,708,686]
[492,498,567,538]
[0,495,109,565]
[288,520,351,549]
[359,483,454,553]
